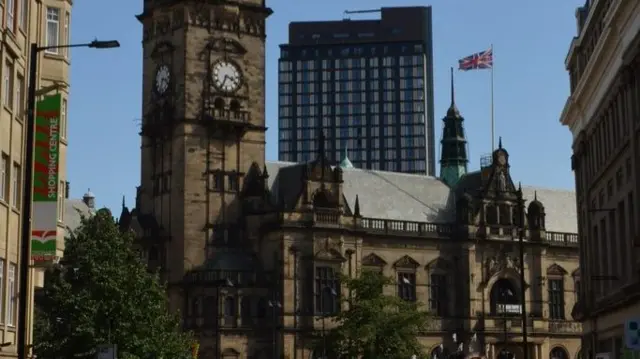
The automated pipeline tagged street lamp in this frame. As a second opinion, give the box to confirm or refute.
[269,299,282,359]
[320,286,337,359]
[17,39,120,359]
[515,185,529,359]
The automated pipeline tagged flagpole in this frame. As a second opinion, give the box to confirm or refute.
[490,44,495,151]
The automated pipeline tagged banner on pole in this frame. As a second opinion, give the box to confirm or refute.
[31,94,62,263]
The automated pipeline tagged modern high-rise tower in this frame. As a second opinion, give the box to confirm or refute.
[277,6,435,175]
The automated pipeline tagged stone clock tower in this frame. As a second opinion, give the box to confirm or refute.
[134,0,273,350]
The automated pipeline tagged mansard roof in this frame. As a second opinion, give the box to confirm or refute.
[265,161,577,234]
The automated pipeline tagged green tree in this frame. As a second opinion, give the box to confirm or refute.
[34,209,193,359]
[319,271,431,359]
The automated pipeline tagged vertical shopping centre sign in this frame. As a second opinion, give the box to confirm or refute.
[31,94,61,263]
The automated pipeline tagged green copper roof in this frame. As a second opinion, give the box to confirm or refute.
[339,148,354,169]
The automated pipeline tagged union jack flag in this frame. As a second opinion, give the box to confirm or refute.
[458,47,493,71]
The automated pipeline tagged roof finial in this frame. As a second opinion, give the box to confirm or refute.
[498,137,503,149]
[353,195,361,217]
[450,66,455,106]
[534,190,538,201]
[122,195,126,209]
[318,129,326,158]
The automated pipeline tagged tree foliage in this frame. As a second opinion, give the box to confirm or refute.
[320,271,431,359]
[34,209,193,359]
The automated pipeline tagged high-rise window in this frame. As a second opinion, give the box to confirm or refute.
[61,99,67,138]
[8,263,16,326]
[0,154,8,201]
[6,0,15,31]
[4,61,14,109]
[64,12,70,56]
[548,279,565,320]
[45,7,60,53]
[11,162,20,208]
[19,0,27,30]
[429,274,447,316]
[0,259,4,323]
[397,272,416,302]
[315,266,339,315]
[16,75,24,117]
[58,180,65,221]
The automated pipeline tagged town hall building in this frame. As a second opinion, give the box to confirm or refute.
[120,1,583,358]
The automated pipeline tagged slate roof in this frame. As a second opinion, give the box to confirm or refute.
[265,161,577,234]
[61,198,94,235]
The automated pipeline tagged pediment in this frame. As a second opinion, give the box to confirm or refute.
[315,248,346,262]
[361,253,387,267]
[426,257,449,271]
[393,255,420,269]
[546,263,567,276]
[205,37,247,55]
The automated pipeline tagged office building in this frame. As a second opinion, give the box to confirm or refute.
[277,6,436,175]
[0,0,71,356]
[560,0,640,357]
[125,1,582,358]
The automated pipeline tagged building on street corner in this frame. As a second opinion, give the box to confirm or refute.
[559,0,640,358]
[277,6,436,175]
[121,1,584,358]
[0,0,71,357]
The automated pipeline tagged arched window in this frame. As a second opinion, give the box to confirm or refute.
[550,347,569,359]
[213,98,225,110]
[203,296,216,327]
[312,190,333,208]
[486,204,498,225]
[230,100,241,112]
[490,278,520,315]
[224,296,236,326]
[430,345,448,359]
[240,296,252,325]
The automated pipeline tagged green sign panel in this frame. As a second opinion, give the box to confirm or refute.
[31,94,61,263]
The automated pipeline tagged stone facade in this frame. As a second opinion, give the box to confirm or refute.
[123,1,583,359]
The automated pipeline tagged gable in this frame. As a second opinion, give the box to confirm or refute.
[361,253,387,267]
[546,263,568,276]
[394,255,420,268]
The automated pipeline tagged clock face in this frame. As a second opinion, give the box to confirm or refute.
[212,60,242,93]
[155,65,171,95]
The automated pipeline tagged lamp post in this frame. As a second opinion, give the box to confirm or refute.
[320,286,337,359]
[269,299,282,359]
[515,185,529,359]
[214,278,233,359]
[18,39,120,359]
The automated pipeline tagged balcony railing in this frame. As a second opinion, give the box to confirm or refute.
[277,212,578,246]
[545,232,579,246]
[360,218,453,237]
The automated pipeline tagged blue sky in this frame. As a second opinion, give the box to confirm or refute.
[68,0,582,213]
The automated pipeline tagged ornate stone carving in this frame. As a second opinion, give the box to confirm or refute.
[362,253,387,267]
[314,236,345,262]
[393,255,420,268]
[546,263,567,276]
[485,246,520,279]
